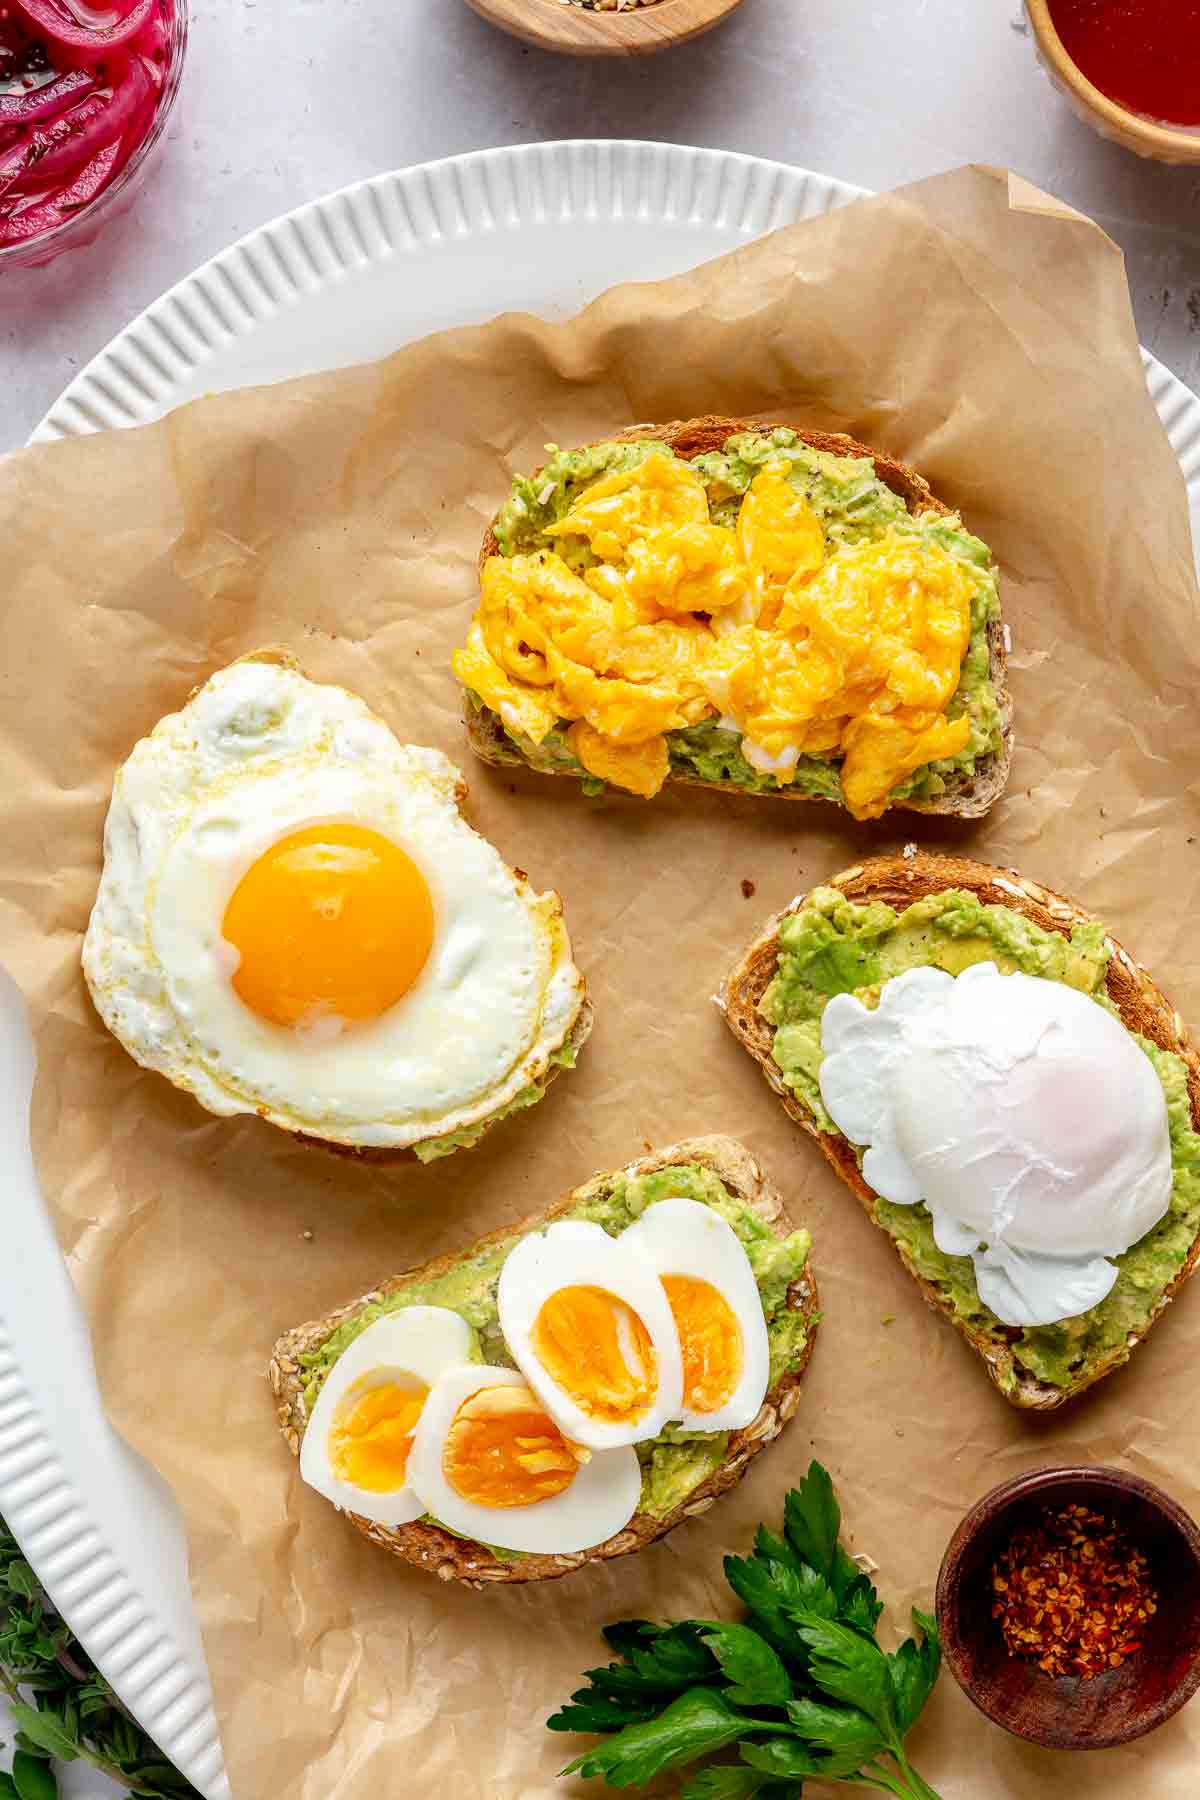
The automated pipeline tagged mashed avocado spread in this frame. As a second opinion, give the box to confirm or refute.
[472,428,1003,809]
[412,1043,577,1162]
[762,887,1200,1392]
[300,1163,812,1527]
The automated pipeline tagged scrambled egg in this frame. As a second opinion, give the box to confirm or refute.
[452,454,974,819]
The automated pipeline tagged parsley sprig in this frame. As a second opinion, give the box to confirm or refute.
[0,1513,199,1799]
[549,1462,943,1799]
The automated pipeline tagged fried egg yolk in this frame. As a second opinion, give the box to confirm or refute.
[660,1274,744,1416]
[443,1383,582,1508]
[329,1379,429,1493]
[222,823,434,1028]
[531,1285,658,1424]
[452,454,976,820]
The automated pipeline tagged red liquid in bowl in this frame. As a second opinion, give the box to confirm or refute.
[1048,0,1200,128]
[0,0,173,251]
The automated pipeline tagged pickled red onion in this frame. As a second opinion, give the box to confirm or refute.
[11,0,154,53]
[29,57,150,179]
[0,134,119,240]
[0,138,33,202]
[0,66,96,125]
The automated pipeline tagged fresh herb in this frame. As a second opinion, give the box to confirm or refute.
[0,1512,199,1798]
[549,1461,943,1799]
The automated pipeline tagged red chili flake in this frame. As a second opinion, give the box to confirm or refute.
[740,878,756,899]
[990,1502,1157,1680]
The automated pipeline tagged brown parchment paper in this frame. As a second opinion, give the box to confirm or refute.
[1,164,1199,1800]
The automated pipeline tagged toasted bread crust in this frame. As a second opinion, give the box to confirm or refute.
[269,1135,818,1586]
[719,851,1200,1411]
[466,416,1013,820]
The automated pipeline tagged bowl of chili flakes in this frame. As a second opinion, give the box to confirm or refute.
[936,1465,1200,1748]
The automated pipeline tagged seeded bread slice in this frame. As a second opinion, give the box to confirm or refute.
[269,1134,819,1587]
[718,851,1200,1411]
[464,416,1013,820]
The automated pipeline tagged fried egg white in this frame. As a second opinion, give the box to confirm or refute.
[299,1308,474,1527]
[497,1220,684,1451]
[620,1198,770,1431]
[81,658,586,1150]
[405,1364,642,1555]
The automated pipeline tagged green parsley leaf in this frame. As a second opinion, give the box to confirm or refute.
[698,1624,793,1708]
[753,1527,801,1575]
[679,1766,770,1800]
[783,1464,861,1602]
[601,1621,660,1657]
[0,1773,19,1800]
[889,1611,942,1735]
[784,1696,885,1775]
[561,1689,756,1787]
[627,1626,714,1690]
[785,1564,839,1622]
[792,1617,897,1741]
[722,1556,809,1660]
[739,1736,823,1778]
[841,1573,884,1636]
[550,1465,944,1799]
[547,1695,662,1735]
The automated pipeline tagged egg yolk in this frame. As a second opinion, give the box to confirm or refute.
[531,1285,657,1424]
[660,1275,743,1415]
[443,1383,580,1509]
[451,453,979,820]
[330,1379,428,1493]
[222,823,434,1029]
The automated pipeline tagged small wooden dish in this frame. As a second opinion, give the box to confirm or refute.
[1026,0,1200,164]
[936,1465,1200,1749]
[462,0,745,57]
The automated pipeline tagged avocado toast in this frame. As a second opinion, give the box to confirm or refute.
[720,852,1200,1410]
[457,416,1013,820]
[270,1135,818,1586]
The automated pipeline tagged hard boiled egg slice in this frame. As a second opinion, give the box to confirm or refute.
[621,1198,770,1432]
[299,1307,473,1527]
[405,1365,642,1555]
[497,1220,683,1451]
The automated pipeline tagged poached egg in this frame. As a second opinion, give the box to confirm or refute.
[818,961,1172,1327]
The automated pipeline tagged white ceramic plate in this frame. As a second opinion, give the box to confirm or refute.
[9,141,1200,1800]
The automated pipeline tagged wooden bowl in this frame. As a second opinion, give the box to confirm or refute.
[1025,0,1200,164]
[936,1465,1200,1749]
[462,0,745,57]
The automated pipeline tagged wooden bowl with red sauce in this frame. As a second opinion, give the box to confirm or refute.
[936,1465,1200,1749]
[1027,0,1200,162]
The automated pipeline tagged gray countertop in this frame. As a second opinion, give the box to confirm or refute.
[3,0,1200,449]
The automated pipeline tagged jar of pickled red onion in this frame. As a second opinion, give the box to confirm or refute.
[0,0,187,268]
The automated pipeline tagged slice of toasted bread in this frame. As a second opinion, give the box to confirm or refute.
[270,1134,819,1586]
[719,851,1200,1411]
[465,416,1013,820]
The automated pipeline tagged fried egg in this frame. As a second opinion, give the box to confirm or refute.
[82,657,586,1151]
[405,1364,642,1554]
[299,1308,474,1527]
[497,1220,684,1450]
[620,1198,770,1431]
